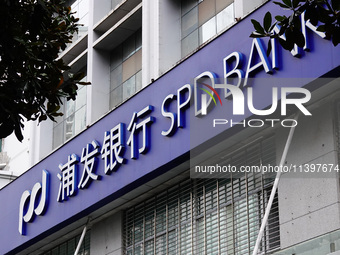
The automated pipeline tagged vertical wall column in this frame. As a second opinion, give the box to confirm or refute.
[277,102,340,249]
[142,0,181,87]
[29,120,53,164]
[87,0,111,125]
[142,0,160,87]
[158,0,181,76]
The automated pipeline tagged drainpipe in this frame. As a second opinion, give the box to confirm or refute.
[74,218,91,255]
[252,114,299,255]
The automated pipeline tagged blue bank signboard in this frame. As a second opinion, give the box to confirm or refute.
[1,1,340,254]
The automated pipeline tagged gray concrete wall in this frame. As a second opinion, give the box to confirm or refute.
[90,211,123,255]
[277,101,340,249]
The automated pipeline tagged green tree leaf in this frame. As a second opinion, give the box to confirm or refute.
[331,0,340,11]
[251,19,265,34]
[282,0,292,8]
[250,0,339,55]
[275,15,286,22]
[332,26,340,46]
[292,0,303,8]
[266,40,272,56]
[264,12,272,32]
[293,29,305,47]
[0,0,89,141]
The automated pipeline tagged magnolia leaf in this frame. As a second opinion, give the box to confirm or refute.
[294,30,305,48]
[282,0,292,8]
[78,81,91,85]
[251,19,265,34]
[292,0,302,8]
[332,0,340,11]
[266,40,272,56]
[0,0,83,141]
[332,27,340,46]
[264,12,272,32]
[275,15,286,22]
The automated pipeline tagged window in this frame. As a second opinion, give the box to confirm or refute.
[68,0,89,44]
[53,74,87,149]
[110,29,142,109]
[124,137,280,254]
[181,0,235,57]
[40,231,90,255]
[111,0,122,10]
[124,177,279,255]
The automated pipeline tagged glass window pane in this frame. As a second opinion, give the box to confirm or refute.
[123,34,136,60]
[216,0,234,13]
[59,242,67,255]
[52,247,59,255]
[111,65,123,91]
[196,218,205,254]
[76,86,87,111]
[123,76,136,101]
[84,231,91,254]
[53,123,64,149]
[71,2,79,17]
[75,106,86,135]
[66,99,75,117]
[206,213,219,253]
[144,240,154,255]
[199,17,216,44]
[122,54,137,82]
[168,199,178,228]
[198,0,216,26]
[180,223,192,254]
[67,238,76,255]
[156,235,166,254]
[181,30,199,57]
[79,0,89,20]
[65,114,75,141]
[216,4,234,33]
[53,100,65,126]
[136,28,142,51]
[135,70,142,92]
[168,230,178,254]
[134,245,142,255]
[111,45,123,71]
[112,0,121,10]
[156,194,166,233]
[134,218,143,243]
[41,232,90,255]
[134,49,142,73]
[182,0,198,16]
[181,7,198,39]
[110,85,123,109]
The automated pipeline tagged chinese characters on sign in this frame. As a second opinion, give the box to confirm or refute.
[19,83,191,235]
[57,105,155,202]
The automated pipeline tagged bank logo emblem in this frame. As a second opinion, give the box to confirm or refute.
[19,170,50,235]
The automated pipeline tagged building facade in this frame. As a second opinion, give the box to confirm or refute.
[1,0,340,254]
